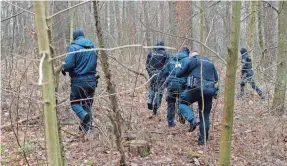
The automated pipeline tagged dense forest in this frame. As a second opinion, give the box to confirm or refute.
[1,1,287,166]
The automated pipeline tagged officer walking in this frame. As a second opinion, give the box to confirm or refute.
[62,30,98,133]
[164,46,190,127]
[175,51,219,145]
[146,40,169,115]
[237,48,265,100]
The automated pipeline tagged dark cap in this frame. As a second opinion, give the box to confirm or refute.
[73,29,85,40]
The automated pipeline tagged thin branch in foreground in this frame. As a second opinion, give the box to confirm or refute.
[4,1,35,15]
[47,0,91,20]
[56,73,158,107]
[2,89,43,103]
[107,55,148,80]
[262,1,279,14]
[1,5,33,22]
[49,44,175,61]
[140,21,227,65]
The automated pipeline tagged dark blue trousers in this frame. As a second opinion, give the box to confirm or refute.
[70,81,96,128]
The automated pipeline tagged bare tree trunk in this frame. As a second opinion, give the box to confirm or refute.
[247,1,257,63]
[142,1,152,47]
[114,1,121,45]
[68,1,74,43]
[218,1,241,165]
[168,1,176,48]
[45,2,67,165]
[175,1,193,48]
[272,1,287,115]
[258,1,266,68]
[93,1,126,165]
[159,1,165,41]
[200,1,206,54]
[33,1,64,165]
[109,1,114,38]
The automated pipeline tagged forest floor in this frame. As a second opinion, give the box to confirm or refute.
[1,90,287,166]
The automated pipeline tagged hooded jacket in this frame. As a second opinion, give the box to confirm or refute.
[240,48,253,75]
[63,30,97,83]
[146,40,169,77]
[176,55,218,84]
[164,47,189,89]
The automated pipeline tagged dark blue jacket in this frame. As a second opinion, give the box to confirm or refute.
[164,50,189,89]
[176,55,218,83]
[240,48,253,75]
[146,40,169,77]
[63,32,97,83]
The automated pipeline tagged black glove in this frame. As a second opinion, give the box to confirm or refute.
[214,87,219,99]
[61,69,66,76]
[96,75,100,84]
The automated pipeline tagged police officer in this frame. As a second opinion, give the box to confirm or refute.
[237,48,265,100]
[146,40,169,115]
[175,51,218,145]
[62,30,98,133]
[164,46,189,127]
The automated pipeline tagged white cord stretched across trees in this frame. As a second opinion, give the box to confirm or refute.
[49,44,176,61]
[56,73,159,107]
[4,1,35,15]
[38,53,46,85]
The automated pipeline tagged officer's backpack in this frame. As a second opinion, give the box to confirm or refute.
[166,56,185,90]
[148,51,168,71]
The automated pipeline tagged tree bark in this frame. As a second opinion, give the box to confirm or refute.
[33,1,64,166]
[168,1,176,49]
[93,1,126,165]
[218,1,241,166]
[142,1,152,47]
[200,1,206,54]
[247,1,257,63]
[68,1,74,43]
[258,1,266,68]
[175,1,193,48]
[271,1,287,115]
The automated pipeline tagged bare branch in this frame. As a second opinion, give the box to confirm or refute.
[49,44,175,61]
[107,55,148,81]
[1,115,40,130]
[56,73,158,107]
[262,1,279,14]
[1,5,33,22]
[205,16,215,44]
[47,0,91,20]
[2,89,43,103]
[3,1,34,15]
[141,22,227,65]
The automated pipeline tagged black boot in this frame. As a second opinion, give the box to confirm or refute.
[178,112,186,124]
[147,98,153,110]
[153,108,158,115]
[79,114,91,133]
[188,117,200,132]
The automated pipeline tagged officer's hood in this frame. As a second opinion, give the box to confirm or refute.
[173,52,189,61]
[73,29,85,40]
[72,37,94,48]
[240,48,248,55]
[172,46,189,60]
[153,40,165,51]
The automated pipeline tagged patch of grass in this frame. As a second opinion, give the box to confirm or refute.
[1,144,5,154]
[18,142,35,155]
[86,161,96,166]
[238,115,250,122]
[140,150,151,158]
[36,161,46,166]
[1,161,6,166]
[188,151,202,158]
